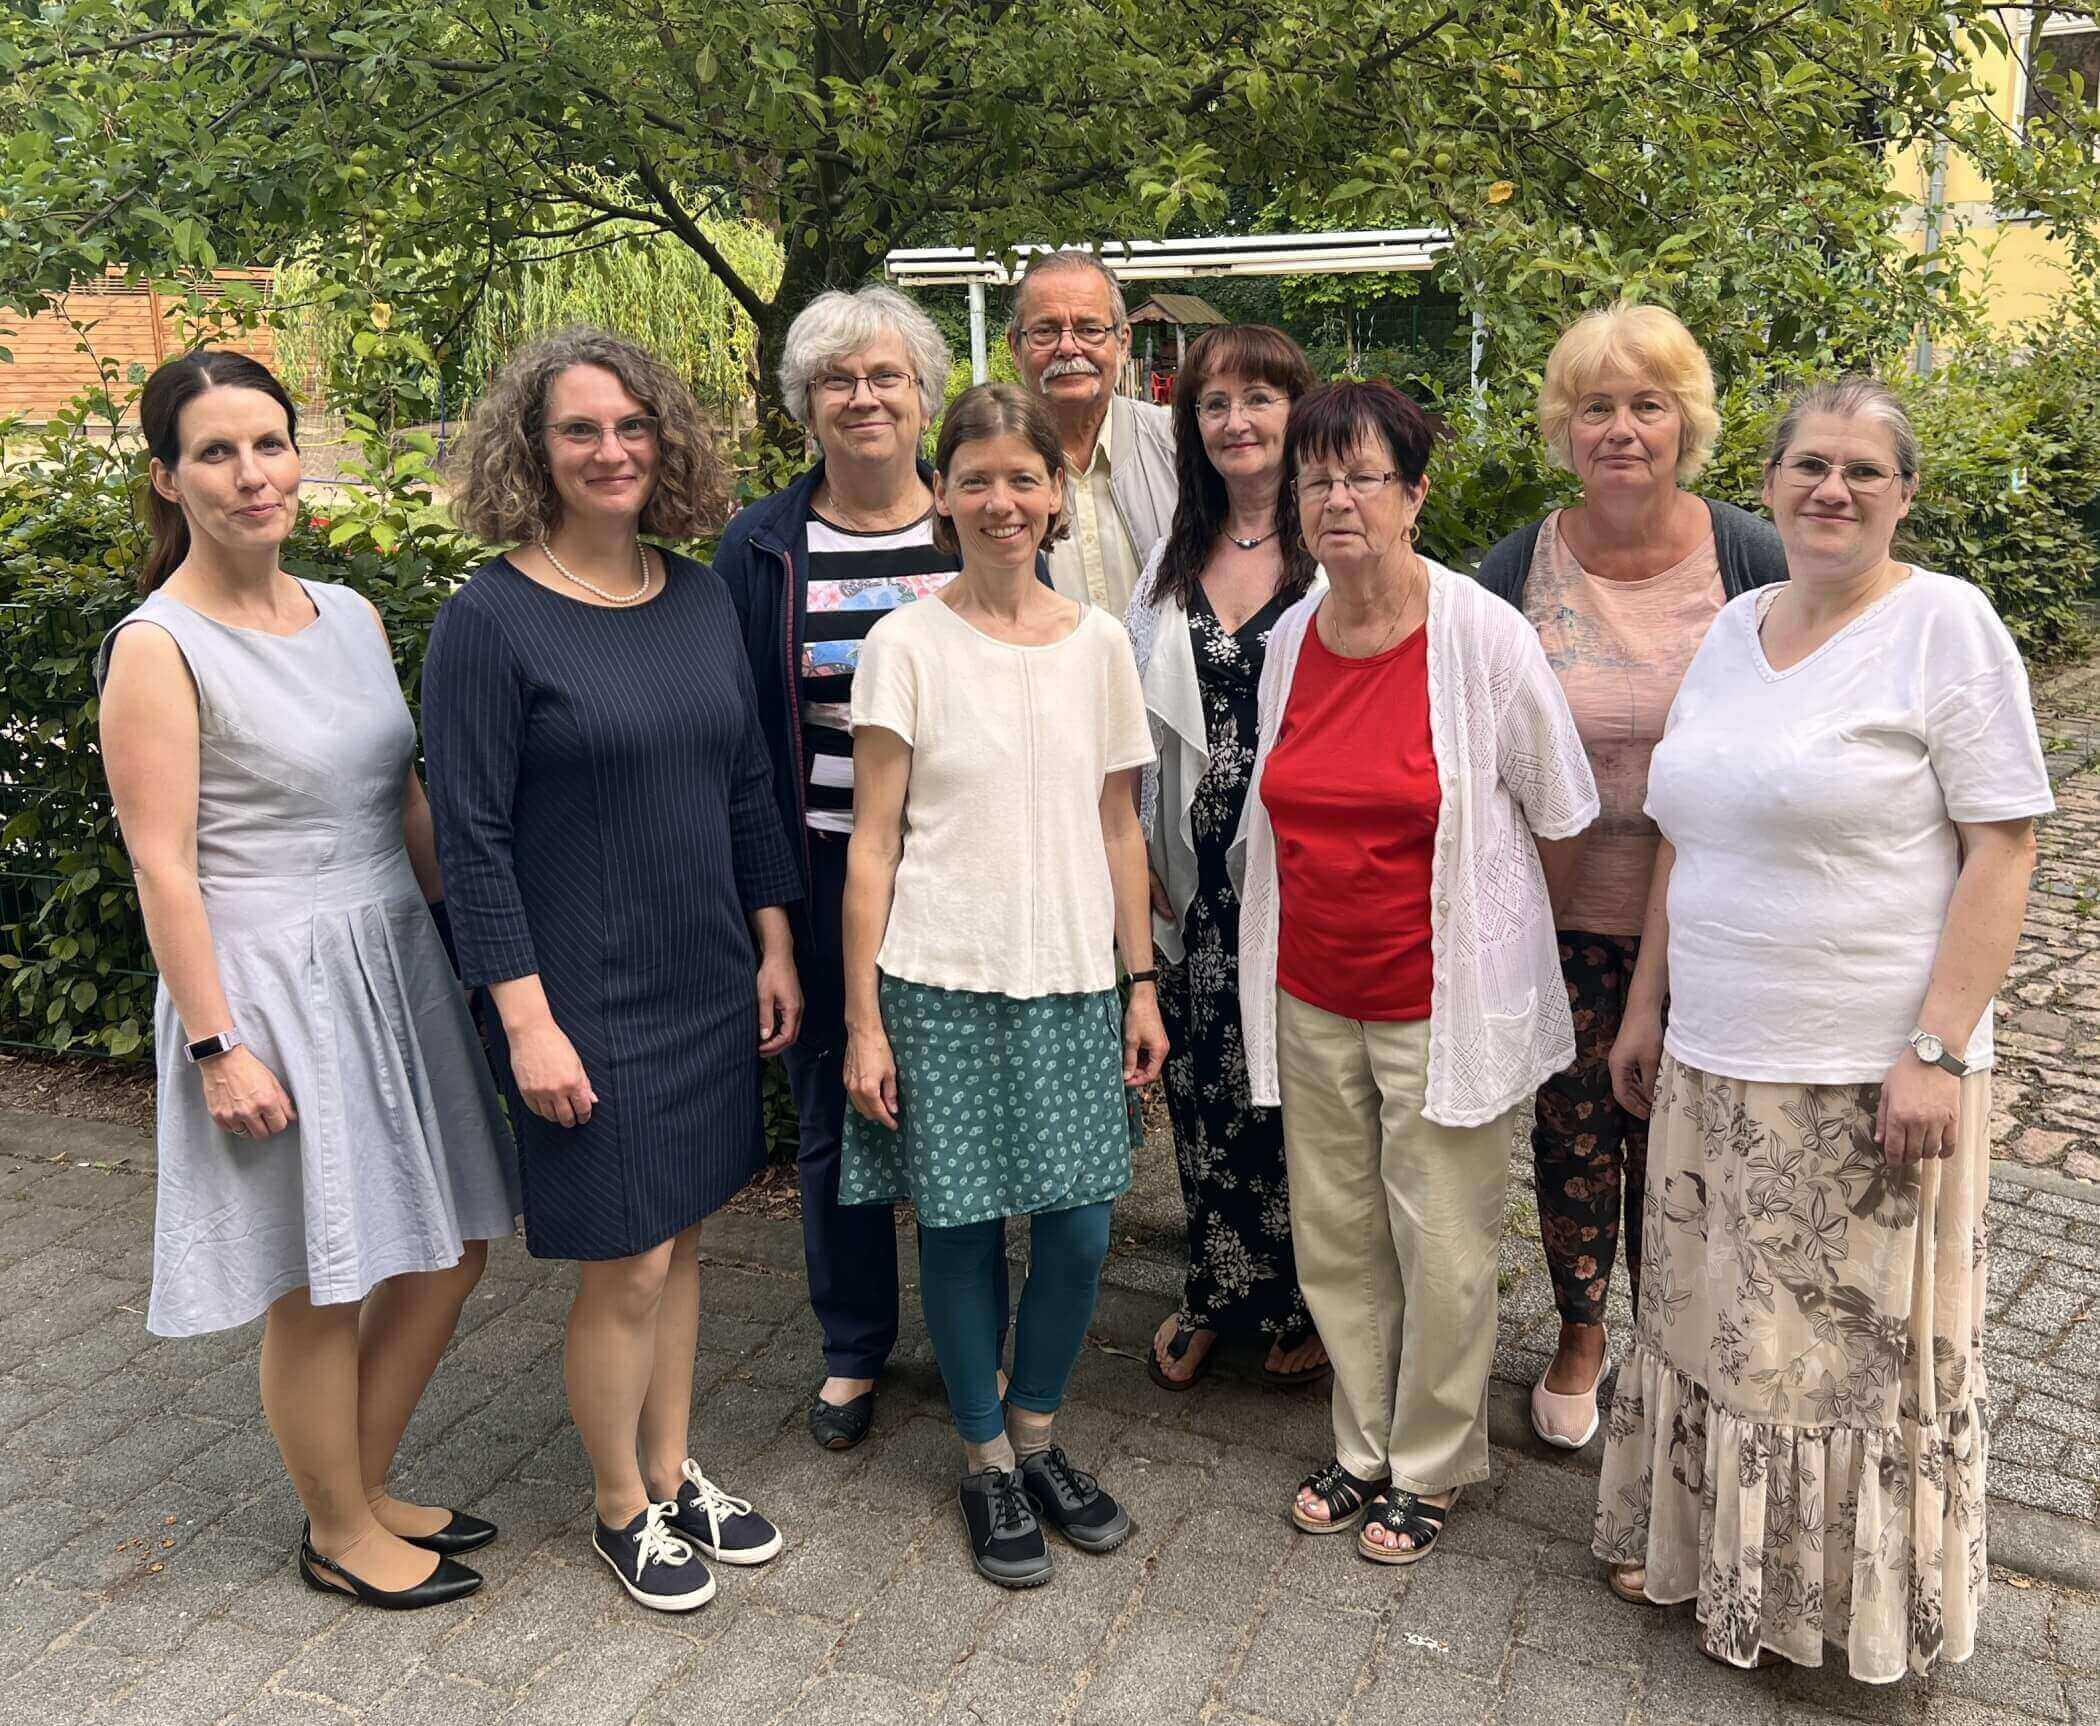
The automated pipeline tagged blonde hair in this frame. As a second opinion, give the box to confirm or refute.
[1537,303,1720,483]
[448,326,726,543]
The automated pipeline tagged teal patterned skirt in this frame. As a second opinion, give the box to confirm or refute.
[840,975,1139,1229]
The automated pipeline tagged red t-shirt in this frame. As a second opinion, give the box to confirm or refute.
[1262,620,1439,1021]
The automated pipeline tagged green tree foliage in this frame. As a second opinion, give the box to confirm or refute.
[4,2,2095,438]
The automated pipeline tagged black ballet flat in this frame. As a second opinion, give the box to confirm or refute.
[402,1509,497,1557]
[299,1523,483,1609]
[808,1384,875,1451]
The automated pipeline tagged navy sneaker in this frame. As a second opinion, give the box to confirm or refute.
[593,1502,716,1612]
[1019,1446,1133,1553]
[959,1467,1052,1588]
[661,1460,784,1566]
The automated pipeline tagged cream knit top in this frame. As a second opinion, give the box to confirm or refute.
[851,596,1155,998]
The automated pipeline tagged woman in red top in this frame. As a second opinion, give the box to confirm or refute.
[1239,381,1596,1566]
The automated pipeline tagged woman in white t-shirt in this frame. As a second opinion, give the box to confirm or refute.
[1596,378,2051,1682]
[840,384,1165,1591]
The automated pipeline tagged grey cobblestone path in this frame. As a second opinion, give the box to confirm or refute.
[2,1117,2097,1726]
[1993,654,2100,1183]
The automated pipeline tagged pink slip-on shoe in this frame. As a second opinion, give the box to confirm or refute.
[1529,1327,1608,1450]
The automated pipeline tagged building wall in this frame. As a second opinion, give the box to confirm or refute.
[1891,18,2098,331]
[0,273,279,423]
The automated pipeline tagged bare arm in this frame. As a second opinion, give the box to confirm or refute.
[751,904,801,1057]
[842,725,911,1128]
[1608,839,1674,1119]
[353,597,445,905]
[100,624,296,1140]
[1876,818,2038,1161]
[402,768,443,902]
[1102,768,1167,1085]
[1537,833,1588,923]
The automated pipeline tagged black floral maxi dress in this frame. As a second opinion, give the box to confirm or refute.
[1157,585,1313,1349]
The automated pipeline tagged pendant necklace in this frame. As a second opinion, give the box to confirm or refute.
[540,536,653,605]
[1227,524,1279,551]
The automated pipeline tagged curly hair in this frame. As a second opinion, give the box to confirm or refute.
[447,325,727,543]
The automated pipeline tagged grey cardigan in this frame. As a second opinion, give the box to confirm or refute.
[1474,497,1788,609]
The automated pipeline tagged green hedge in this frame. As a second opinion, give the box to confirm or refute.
[4,326,2097,1076]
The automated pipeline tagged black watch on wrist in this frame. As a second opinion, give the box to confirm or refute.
[1907,1027,1970,1078]
[1126,968,1159,986]
[182,1029,242,1065]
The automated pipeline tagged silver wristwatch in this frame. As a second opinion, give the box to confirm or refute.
[182,1029,242,1065]
[1907,1028,1970,1078]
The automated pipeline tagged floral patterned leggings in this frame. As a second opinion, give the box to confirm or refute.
[1531,932,1647,1326]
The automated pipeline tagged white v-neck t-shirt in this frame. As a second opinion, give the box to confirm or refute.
[1646,568,2053,1084]
[851,596,1154,999]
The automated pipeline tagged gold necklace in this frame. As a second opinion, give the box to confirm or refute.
[538,536,652,605]
[820,481,927,534]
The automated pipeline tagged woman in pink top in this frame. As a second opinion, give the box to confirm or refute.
[1477,305,1786,1452]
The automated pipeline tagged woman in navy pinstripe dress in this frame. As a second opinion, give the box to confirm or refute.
[422,328,802,1615]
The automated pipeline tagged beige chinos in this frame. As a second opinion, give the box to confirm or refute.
[1276,990,1514,1494]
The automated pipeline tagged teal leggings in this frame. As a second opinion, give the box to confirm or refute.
[918,1202,1114,1444]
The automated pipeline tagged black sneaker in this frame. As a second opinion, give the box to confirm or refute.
[1019,1447,1133,1554]
[661,1460,783,1566]
[958,1467,1052,1589]
[593,1502,716,1612]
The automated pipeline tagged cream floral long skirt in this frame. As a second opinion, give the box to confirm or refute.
[1591,1055,1989,1684]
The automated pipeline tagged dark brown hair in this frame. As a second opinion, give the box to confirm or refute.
[1145,325,1319,611]
[446,325,727,543]
[137,350,300,594]
[929,383,1072,557]
[1278,379,1437,564]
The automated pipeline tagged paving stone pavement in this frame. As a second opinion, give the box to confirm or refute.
[3,1117,2098,1726]
[1993,653,2100,1184]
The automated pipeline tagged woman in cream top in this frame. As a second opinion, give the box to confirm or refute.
[840,383,1163,1592]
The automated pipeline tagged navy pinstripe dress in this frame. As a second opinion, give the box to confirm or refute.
[421,552,801,1260]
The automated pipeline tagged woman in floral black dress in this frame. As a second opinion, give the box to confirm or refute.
[1126,326,1327,1389]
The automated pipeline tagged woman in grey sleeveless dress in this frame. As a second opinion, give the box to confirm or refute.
[97,351,518,1610]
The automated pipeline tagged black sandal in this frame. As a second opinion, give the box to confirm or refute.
[1357,1487,1458,1566]
[1258,1325,1332,1388]
[1145,1318,1213,1393]
[1289,1459,1389,1534]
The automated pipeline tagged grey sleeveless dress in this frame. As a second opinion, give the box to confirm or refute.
[99,581,520,1337]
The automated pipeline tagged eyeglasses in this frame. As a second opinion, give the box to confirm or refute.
[815,368,918,402]
[1774,454,1906,496]
[1018,319,1120,352]
[1294,469,1402,505]
[547,415,659,450]
[1195,388,1288,425]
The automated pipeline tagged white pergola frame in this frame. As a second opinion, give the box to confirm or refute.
[884,229,1480,395]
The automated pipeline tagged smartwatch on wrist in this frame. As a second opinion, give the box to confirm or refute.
[1126,968,1159,986]
[182,1029,242,1065]
[1907,1028,1970,1078]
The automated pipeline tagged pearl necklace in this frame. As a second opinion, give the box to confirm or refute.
[538,536,652,606]
[1226,524,1279,551]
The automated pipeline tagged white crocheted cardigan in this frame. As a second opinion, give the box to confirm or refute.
[1236,560,1601,1127]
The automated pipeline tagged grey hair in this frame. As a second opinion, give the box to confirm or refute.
[1008,250,1129,333]
[778,285,952,427]
[1764,376,1922,480]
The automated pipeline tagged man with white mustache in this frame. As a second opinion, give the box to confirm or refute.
[1007,251,1177,618]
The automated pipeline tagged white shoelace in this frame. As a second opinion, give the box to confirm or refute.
[679,1460,755,1546]
[633,1501,697,1572]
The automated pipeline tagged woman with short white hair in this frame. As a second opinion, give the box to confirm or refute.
[1478,303,1786,1456]
[713,284,979,1453]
